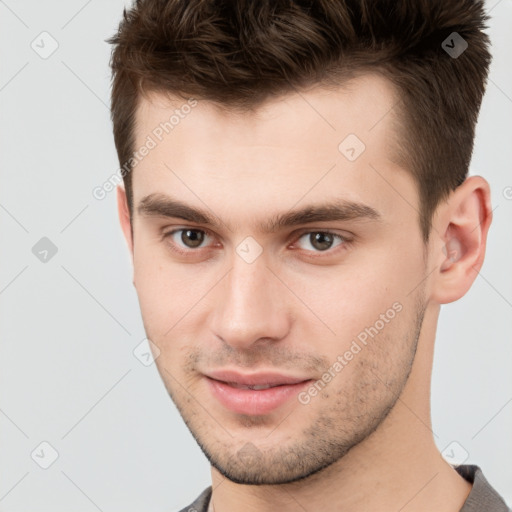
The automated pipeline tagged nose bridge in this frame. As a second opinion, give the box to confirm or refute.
[211,252,289,349]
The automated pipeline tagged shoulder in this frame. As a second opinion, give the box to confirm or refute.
[456,464,511,512]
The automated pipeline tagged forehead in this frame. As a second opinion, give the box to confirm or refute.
[135,73,400,151]
[130,74,415,231]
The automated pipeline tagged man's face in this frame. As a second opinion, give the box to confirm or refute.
[125,74,430,484]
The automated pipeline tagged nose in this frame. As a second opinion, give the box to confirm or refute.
[209,254,291,351]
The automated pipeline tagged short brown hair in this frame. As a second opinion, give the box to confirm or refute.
[107,0,491,241]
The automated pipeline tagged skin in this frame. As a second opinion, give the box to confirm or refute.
[117,73,492,512]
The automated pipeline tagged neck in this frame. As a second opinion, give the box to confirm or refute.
[208,303,472,512]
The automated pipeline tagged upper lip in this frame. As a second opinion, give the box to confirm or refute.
[204,369,311,387]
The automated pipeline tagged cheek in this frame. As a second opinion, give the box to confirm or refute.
[133,246,187,333]
[283,245,423,362]
[133,244,221,350]
[286,262,411,340]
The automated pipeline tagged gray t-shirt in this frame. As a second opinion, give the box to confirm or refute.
[178,464,510,512]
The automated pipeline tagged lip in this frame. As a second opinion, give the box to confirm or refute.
[205,369,311,387]
[204,369,313,415]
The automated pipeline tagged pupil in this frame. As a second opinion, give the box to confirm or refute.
[311,232,332,251]
[182,229,204,248]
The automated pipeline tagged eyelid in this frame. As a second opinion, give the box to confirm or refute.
[162,226,353,258]
[290,229,350,253]
[162,227,216,252]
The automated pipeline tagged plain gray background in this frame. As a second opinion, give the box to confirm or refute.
[0,0,511,510]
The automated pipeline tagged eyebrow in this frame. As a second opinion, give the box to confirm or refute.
[137,193,381,233]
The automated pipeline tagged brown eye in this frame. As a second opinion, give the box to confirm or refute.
[179,229,205,248]
[164,228,211,252]
[296,231,345,252]
[310,232,334,251]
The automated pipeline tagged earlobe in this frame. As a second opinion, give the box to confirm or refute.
[430,176,492,304]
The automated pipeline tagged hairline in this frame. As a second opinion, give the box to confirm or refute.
[126,68,431,243]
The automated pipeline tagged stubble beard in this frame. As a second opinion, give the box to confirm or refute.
[163,297,426,486]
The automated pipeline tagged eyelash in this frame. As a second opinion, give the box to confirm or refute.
[161,227,351,258]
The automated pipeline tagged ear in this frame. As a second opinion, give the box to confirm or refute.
[116,185,135,274]
[429,176,492,304]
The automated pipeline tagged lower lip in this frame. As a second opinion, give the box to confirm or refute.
[205,377,312,415]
